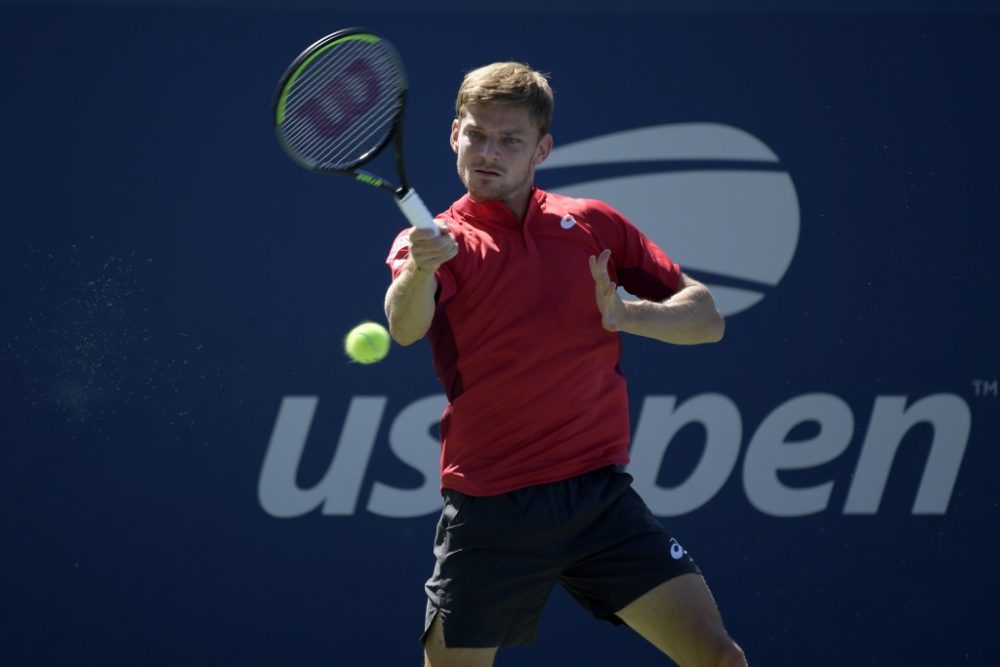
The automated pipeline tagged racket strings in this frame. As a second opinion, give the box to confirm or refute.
[282,42,398,151]
[283,45,388,152]
[284,51,388,163]
[280,40,403,170]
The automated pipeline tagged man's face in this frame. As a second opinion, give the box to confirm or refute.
[451,103,552,212]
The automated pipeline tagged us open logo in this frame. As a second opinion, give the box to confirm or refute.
[261,123,972,520]
[538,123,800,316]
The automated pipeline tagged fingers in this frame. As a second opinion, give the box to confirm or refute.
[409,219,457,272]
[588,248,612,281]
[410,218,449,242]
[589,249,615,296]
[588,249,621,331]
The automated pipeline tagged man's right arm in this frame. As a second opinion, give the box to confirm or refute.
[384,222,457,346]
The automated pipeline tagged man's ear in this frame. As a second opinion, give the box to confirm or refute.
[450,119,460,154]
[533,133,553,167]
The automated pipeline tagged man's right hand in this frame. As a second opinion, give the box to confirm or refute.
[385,219,457,346]
[407,219,458,274]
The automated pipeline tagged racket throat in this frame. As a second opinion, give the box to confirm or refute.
[353,170,391,191]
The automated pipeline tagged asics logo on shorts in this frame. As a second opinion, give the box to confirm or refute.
[669,538,685,560]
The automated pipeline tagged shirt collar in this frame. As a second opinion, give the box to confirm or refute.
[452,187,547,228]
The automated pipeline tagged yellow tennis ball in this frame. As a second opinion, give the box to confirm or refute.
[344,321,391,364]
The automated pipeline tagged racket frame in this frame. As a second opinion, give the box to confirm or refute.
[272,28,437,231]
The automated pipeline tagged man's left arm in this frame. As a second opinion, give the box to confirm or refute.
[589,248,725,345]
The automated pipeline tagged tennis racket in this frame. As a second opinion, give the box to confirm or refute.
[272,28,437,234]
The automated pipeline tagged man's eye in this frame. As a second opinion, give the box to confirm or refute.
[503,137,521,145]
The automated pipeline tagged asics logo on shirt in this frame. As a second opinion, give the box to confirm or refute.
[560,214,577,229]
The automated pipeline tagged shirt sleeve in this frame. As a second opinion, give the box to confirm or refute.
[596,202,682,301]
[386,228,413,279]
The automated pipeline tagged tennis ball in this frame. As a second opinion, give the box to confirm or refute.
[344,321,391,364]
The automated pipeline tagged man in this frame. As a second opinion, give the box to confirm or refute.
[385,62,747,667]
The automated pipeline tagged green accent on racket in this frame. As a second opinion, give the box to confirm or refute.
[275,33,380,125]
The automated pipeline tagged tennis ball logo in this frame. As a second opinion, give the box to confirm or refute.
[539,123,800,316]
[344,321,391,364]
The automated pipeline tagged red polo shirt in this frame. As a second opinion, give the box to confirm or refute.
[387,187,681,496]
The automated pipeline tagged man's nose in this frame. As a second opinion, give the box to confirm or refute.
[478,137,500,159]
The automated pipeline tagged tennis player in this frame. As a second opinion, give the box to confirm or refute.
[385,62,747,667]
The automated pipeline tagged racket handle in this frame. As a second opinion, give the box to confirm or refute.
[396,189,440,236]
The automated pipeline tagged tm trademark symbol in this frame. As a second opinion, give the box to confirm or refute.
[971,379,999,398]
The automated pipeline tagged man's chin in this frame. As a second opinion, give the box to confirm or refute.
[466,185,504,202]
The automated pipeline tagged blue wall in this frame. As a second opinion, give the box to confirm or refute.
[1,3,998,665]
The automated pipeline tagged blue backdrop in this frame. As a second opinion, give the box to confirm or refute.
[1,2,998,665]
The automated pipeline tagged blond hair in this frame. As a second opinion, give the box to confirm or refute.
[454,62,554,136]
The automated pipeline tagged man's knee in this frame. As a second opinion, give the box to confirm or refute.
[712,638,747,667]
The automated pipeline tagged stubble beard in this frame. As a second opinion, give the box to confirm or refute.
[459,162,532,204]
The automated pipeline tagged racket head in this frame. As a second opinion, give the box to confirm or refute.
[273,28,408,174]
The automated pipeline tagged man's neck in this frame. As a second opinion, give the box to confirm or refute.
[467,187,534,222]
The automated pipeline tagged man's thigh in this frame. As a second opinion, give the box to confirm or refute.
[559,484,700,621]
[423,613,497,667]
[423,488,561,648]
[615,573,746,667]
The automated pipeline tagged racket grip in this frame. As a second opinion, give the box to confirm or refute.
[396,189,440,236]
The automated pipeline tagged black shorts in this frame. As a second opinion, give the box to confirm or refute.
[422,466,700,648]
